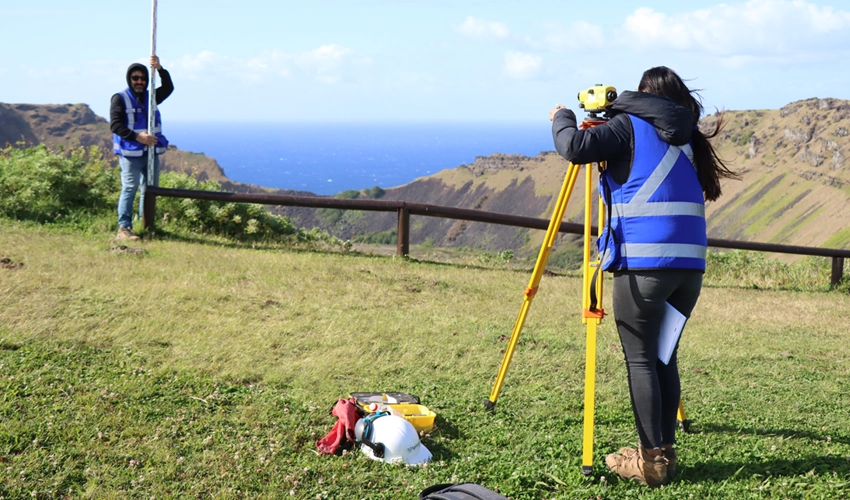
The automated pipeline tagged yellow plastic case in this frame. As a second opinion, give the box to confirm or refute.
[387,404,436,433]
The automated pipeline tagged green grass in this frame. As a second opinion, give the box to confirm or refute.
[2,220,850,499]
[705,250,850,293]
[823,227,850,249]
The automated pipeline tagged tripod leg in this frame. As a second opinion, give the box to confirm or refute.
[485,162,582,411]
[677,398,692,433]
[581,320,598,475]
[580,161,604,475]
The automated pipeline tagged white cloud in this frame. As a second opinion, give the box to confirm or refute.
[168,45,371,85]
[17,59,126,85]
[456,16,510,39]
[503,51,542,80]
[620,0,850,61]
[543,20,605,51]
[296,44,371,85]
[173,50,221,75]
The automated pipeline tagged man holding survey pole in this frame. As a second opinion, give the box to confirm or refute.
[551,66,738,487]
[110,55,173,240]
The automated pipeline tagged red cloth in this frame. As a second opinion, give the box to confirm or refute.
[316,398,361,455]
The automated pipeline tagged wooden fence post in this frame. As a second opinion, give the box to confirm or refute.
[397,207,410,256]
[831,256,844,288]
[143,192,157,232]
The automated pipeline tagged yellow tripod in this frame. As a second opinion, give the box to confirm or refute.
[483,118,690,475]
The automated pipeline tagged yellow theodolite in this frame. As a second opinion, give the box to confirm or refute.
[483,85,691,475]
[578,84,618,114]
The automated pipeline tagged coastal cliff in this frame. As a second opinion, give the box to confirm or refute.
[3,99,850,255]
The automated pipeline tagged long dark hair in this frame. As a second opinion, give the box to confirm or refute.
[637,66,739,201]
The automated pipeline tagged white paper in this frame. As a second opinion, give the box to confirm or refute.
[658,302,687,365]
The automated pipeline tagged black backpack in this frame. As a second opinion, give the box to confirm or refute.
[419,482,509,500]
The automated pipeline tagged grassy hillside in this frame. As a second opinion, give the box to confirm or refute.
[702,98,850,248]
[299,98,850,257]
[1,221,848,498]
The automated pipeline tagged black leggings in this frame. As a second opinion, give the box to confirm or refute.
[612,270,703,449]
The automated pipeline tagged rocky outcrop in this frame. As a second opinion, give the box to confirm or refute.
[700,97,850,249]
[0,104,39,146]
[460,153,547,177]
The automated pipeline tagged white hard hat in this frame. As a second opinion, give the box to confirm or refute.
[355,414,432,466]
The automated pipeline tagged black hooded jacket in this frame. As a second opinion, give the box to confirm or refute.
[109,63,174,142]
[551,91,696,184]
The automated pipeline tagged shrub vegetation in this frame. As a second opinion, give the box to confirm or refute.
[0,144,117,224]
[0,144,339,247]
[156,172,338,245]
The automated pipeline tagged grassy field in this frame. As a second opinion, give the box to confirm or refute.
[1,220,849,499]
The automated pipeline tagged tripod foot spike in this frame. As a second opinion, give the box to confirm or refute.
[483,399,496,413]
[581,466,593,476]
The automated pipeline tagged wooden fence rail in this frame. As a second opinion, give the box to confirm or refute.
[143,186,850,288]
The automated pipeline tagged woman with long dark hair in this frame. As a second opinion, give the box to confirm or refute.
[550,66,738,487]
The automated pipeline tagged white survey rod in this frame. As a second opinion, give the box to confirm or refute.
[147,0,158,185]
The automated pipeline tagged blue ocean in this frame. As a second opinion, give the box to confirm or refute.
[165,122,555,195]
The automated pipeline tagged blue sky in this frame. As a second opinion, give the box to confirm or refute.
[2,0,850,122]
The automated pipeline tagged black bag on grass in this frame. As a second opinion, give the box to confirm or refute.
[419,482,509,500]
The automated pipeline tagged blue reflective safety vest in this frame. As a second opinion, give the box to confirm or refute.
[112,88,168,157]
[597,114,707,271]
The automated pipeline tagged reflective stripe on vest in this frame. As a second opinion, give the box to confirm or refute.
[598,114,707,271]
[609,143,703,218]
[112,89,167,157]
[618,243,707,259]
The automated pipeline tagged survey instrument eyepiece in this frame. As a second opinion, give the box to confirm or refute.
[577,84,618,114]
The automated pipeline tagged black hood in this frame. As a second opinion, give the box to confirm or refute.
[126,63,149,95]
[609,90,696,146]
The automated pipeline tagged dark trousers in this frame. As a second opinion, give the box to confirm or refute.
[612,270,703,449]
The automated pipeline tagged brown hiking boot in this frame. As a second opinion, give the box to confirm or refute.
[605,444,668,487]
[664,448,677,480]
[116,227,140,241]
